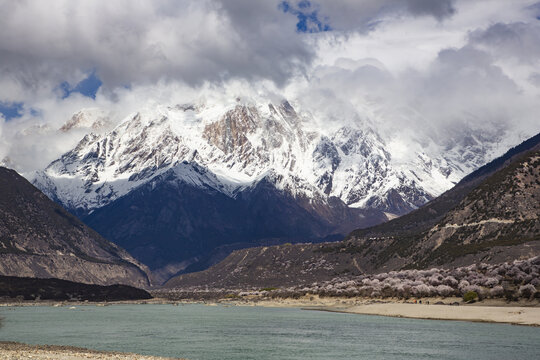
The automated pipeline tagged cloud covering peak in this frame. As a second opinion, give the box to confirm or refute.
[0,0,539,172]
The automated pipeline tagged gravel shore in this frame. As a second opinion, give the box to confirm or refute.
[0,342,186,360]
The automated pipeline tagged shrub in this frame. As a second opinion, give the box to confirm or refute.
[458,280,470,292]
[518,284,537,299]
[435,285,454,297]
[428,275,443,286]
[443,276,458,287]
[489,286,504,298]
[412,284,432,297]
[463,284,482,294]
[374,272,389,281]
[463,291,478,302]
[483,277,500,288]
[395,284,412,298]
[260,287,278,292]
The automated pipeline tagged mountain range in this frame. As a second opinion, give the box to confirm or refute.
[165,132,540,289]
[29,98,519,281]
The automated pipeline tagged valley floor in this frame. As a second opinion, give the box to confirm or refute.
[0,342,185,360]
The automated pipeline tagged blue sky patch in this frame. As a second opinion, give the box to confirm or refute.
[0,101,24,121]
[279,1,331,33]
[60,70,102,99]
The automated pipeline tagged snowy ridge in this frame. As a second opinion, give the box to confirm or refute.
[32,98,506,216]
[59,108,113,133]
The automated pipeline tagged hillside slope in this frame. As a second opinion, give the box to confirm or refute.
[409,149,539,268]
[347,132,540,239]
[0,167,151,287]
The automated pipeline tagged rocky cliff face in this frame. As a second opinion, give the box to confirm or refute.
[0,167,151,287]
[165,133,540,289]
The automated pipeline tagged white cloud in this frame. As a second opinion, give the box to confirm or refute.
[0,0,539,173]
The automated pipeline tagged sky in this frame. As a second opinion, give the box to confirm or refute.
[0,0,539,172]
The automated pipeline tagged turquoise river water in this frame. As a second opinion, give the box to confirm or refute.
[1,304,539,359]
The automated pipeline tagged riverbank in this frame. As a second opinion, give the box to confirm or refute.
[314,303,540,326]
[0,298,168,307]
[221,295,540,326]
[0,342,185,360]
[2,295,539,326]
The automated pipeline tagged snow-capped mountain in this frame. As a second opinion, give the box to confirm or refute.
[33,98,478,217]
[30,98,515,280]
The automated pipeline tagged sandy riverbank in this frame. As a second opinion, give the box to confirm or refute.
[222,295,540,326]
[316,303,540,326]
[0,342,185,360]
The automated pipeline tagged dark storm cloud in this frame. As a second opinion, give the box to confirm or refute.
[0,0,461,102]
[0,0,313,98]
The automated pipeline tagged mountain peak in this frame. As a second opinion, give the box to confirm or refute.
[33,98,503,217]
[60,108,113,133]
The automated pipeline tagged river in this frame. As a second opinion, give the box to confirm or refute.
[1,304,539,359]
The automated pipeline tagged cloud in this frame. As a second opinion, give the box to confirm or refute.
[405,0,456,20]
[529,72,540,86]
[0,0,461,100]
[469,22,540,63]
[299,0,456,31]
[0,0,308,101]
[0,0,539,173]
[288,4,540,149]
